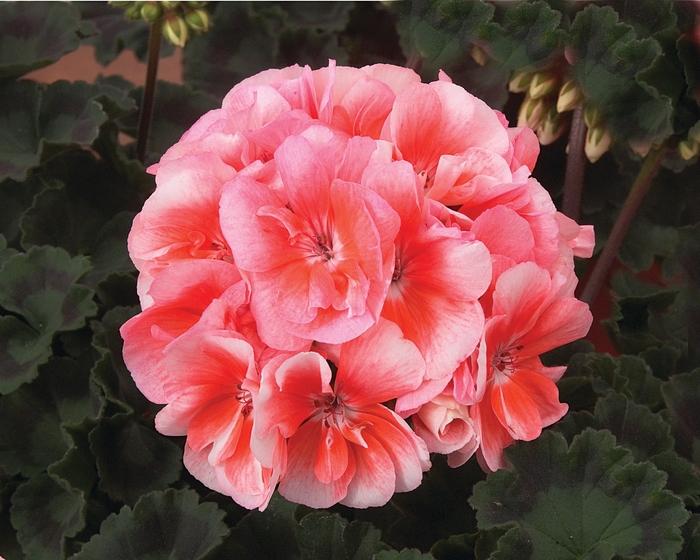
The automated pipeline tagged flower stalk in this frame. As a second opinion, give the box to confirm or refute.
[561,106,587,221]
[136,19,163,163]
[580,146,666,305]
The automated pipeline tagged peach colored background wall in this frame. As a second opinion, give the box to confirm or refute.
[27,44,183,85]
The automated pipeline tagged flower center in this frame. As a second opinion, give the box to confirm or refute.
[313,394,344,427]
[312,234,333,261]
[392,254,403,282]
[235,383,253,416]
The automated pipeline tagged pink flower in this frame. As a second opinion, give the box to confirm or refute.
[362,159,491,409]
[220,126,400,349]
[120,260,240,404]
[384,80,510,189]
[252,320,430,508]
[412,388,478,467]
[467,262,592,470]
[155,325,278,510]
[127,153,238,305]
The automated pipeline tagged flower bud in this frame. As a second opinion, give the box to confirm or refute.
[140,2,161,22]
[528,71,558,99]
[508,70,532,93]
[678,139,699,161]
[163,15,189,47]
[583,105,601,129]
[537,108,566,145]
[470,45,488,67]
[629,138,653,158]
[585,126,612,163]
[556,79,582,113]
[161,1,179,8]
[185,8,210,33]
[517,95,547,129]
[124,2,142,20]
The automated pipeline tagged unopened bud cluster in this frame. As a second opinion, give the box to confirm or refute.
[511,70,615,163]
[109,1,210,47]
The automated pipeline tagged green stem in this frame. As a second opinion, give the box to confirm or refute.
[561,106,587,221]
[580,147,666,305]
[136,20,163,163]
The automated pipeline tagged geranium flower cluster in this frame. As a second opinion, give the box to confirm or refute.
[121,62,594,511]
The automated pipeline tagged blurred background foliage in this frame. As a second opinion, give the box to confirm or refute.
[0,1,698,559]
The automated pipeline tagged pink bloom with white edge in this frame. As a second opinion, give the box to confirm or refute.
[467,262,592,470]
[252,320,430,508]
[156,326,279,510]
[220,126,400,349]
[364,159,491,410]
[120,60,595,510]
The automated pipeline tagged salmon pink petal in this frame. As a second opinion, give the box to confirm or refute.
[472,391,514,471]
[471,206,535,264]
[387,83,443,172]
[219,176,299,273]
[314,424,350,484]
[274,135,333,224]
[361,63,421,95]
[335,320,425,407]
[120,261,240,404]
[279,421,355,508]
[341,432,396,508]
[255,352,332,442]
[491,376,542,441]
[128,153,235,271]
[219,418,277,510]
[413,398,475,455]
[509,368,568,427]
[428,148,513,205]
[332,77,395,138]
[353,405,430,492]
[384,232,490,382]
[517,297,593,358]
[507,126,539,172]
[491,262,552,337]
[361,160,422,229]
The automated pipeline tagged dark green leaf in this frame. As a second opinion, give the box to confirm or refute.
[89,413,182,505]
[0,357,102,476]
[214,494,299,559]
[10,473,85,560]
[70,488,229,560]
[471,429,689,560]
[375,549,435,560]
[480,0,563,71]
[91,306,153,415]
[430,532,476,560]
[294,512,385,560]
[0,2,84,79]
[0,245,96,393]
[569,5,674,144]
[0,81,108,182]
[397,0,494,76]
[352,457,482,551]
[662,369,700,464]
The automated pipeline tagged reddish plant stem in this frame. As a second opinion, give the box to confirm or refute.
[136,20,163,163]
[561,106,587,221]
[580,147,665,305]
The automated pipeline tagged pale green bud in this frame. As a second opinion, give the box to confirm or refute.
[163,15,189,47]
[508,70,532,93]
[556,79,582,113]
[185,9,209,33]
[585,126,612,163]
[528,71,558,99]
